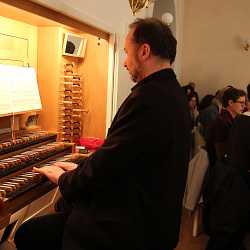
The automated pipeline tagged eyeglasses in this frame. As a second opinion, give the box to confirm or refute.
[235,101,246,106]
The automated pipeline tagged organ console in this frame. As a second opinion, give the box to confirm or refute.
[0,129,85,240]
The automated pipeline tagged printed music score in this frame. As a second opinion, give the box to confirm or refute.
[0,64,42,117]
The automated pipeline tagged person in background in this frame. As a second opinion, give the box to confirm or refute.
[188,82,199,108]
[197,85,229,140]
[246,83,250,112]
[205,112,250,250]
[187,93,199,157]
[14,18,191,250]
[199,94,215,112]
[206,87,246,167]
[187,92,199,130]
[182,84,193,95]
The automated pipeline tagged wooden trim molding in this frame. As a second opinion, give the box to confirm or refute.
[0,0,109,40]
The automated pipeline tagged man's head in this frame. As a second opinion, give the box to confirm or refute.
[247,83,250,100]
[246,83,250,111]
[124,17,177,82]
[222,87,246,117]
[215,85,233,105]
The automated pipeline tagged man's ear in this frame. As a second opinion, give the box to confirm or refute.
[139,43,150,61]
[228,100,234,106]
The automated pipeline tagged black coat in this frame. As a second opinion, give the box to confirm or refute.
[58,69,191,250]
[228,114,250,174]
[203,114,250,236]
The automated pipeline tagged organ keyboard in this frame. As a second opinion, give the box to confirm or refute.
[0,130,84,235]
[0,130,57,156]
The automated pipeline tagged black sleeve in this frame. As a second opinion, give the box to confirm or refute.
[58,97,162,203]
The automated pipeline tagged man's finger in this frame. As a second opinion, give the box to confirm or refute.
[53,162,77,171]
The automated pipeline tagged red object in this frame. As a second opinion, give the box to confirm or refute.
[79,137,104,150]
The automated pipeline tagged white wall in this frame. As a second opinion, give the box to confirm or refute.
[31,0,131,32]
[174,0,184,82]
[181,0,250,98]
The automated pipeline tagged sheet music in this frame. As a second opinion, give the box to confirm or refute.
[0,64,42,116]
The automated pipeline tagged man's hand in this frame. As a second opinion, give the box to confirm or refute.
[53,161,78,171]
[33,165,65,185]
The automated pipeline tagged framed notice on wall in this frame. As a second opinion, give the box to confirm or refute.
[0,64,42,117]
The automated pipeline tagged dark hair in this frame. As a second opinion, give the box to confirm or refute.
[247,83,250,100]
[129,18,177,64]
[215,86,233,104]
[199,94,214,111]
[222,87,246,108]
[187,92,197,102]
[188,82,196,88]
[182,85,194,95]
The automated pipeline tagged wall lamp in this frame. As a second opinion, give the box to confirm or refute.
[129,0,155,15]
[162,12,174,26]
[243,39,250,51]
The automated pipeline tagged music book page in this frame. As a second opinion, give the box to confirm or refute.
[0,64,42,117]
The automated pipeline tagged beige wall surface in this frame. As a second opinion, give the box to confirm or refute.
[181,0,250,98]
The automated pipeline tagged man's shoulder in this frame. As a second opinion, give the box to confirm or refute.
[213,115,227,129]
[139,75,182,98]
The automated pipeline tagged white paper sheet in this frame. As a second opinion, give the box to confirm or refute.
[0,64,42,117]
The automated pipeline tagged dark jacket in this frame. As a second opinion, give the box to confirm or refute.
[203,114,250,236]
[58,69,191,250]
[228,114,250,174]
[206,109,235,166]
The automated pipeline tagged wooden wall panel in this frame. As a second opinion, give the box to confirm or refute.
[78,34,109,139]
[0,15,37,131]
[0,33,28,66]
[0,16,37,68]
[37,26,62,132]
[60,29,109,139]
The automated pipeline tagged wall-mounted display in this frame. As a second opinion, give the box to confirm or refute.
[62,33,87,58]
